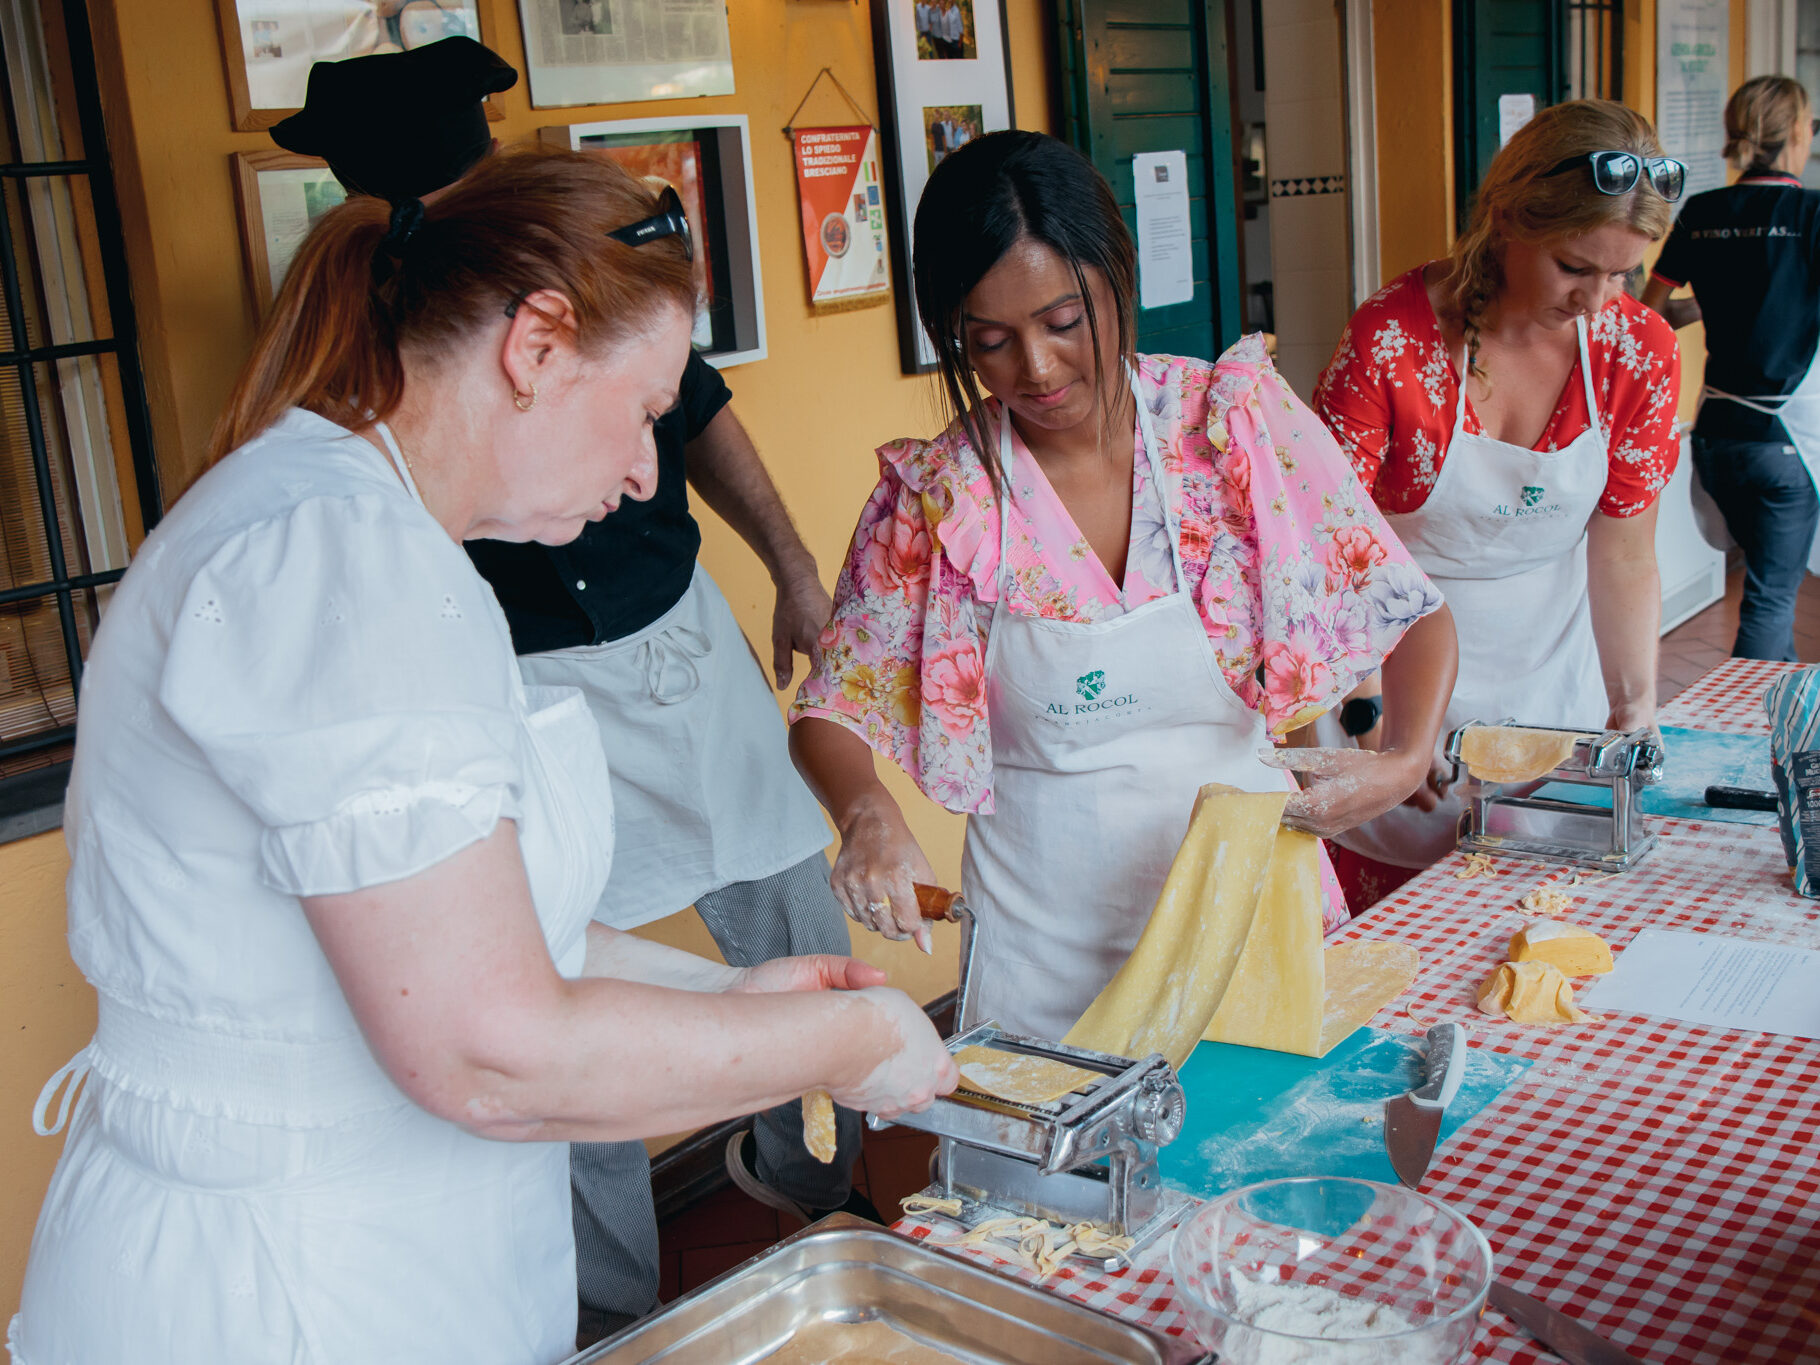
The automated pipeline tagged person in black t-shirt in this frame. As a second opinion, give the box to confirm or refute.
[1645,76,1820,661]
[273,39,880,1349]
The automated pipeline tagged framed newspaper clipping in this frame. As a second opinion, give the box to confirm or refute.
[870,0,1015,373]
[230,150,348,312]
[214,0,496,131]
[516,0,734,107]
[543,115,766,368]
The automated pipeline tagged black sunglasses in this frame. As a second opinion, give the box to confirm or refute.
[1543,150,1687,201]
[504,184,694,317]
[607,184,694,262]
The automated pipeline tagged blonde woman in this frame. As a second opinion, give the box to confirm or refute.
[1313,99,1683,906]
[1643,76,1820,662]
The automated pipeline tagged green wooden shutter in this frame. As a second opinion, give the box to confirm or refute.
[1058,0,1242,361]
[1454,0,1566,224]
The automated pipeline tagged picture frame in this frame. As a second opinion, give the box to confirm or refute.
[869,0,1015,373]
[542,115,767,369]
[230,149,349,313]
[515,0,734,109]
[213,0,501,133]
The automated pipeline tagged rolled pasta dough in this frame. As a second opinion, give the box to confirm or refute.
[1460,726,1581,783]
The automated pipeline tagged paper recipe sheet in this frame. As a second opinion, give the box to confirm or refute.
[1584,929,1820,1039]
[1132,150,1193,310]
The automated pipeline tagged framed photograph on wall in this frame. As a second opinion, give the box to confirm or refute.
[515,0,734,108]
[542,115,766,368]
[230,150,349,313]
[214,0,500,132]
[870,0,1015,373]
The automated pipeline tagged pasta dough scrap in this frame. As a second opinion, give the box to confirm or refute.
[1460,726,1582,783]
[1065,785,1417,1064]
[1508,920,1613,976]
[953,1045,1099,1106]
[899,1193,965,1219]
[1317,941,1421,1056]
[1065,786,1289,1067]
[1519,884,1576,915]
[1477,960,1590,1024]
[802,1089,837,1163]
[1455,852,1502,880]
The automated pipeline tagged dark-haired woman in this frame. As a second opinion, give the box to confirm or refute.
[10,147,954,1364]
[788,131,1456,1041]
[1643,76,1820,662]
[1315,100,1682,903]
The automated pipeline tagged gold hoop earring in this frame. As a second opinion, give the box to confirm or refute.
[513,384,537,412]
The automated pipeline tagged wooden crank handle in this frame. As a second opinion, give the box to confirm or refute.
[914,883,958,921]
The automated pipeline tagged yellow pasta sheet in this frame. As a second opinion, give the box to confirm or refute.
[1064,785,1416,1066]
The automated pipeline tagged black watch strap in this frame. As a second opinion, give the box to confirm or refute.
[1339,696,1384,737]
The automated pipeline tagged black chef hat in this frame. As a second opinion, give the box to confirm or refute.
[269,37,517,203]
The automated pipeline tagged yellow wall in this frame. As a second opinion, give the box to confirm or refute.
[0,0,1056,1323]
[1371,0,1454,279]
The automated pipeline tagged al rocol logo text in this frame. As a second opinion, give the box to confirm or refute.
[1048,670,1141,717]
[1493,484,1563,518]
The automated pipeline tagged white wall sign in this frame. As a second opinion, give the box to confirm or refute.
[1657,0,1730,207]
[1133,150,1194,311]
[1497,93,1536,146]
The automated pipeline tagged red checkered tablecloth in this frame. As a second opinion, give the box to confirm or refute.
[1656,657,1801,735]
[898,819,1820,1361]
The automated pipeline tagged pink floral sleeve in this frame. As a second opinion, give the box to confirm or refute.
[790,452,999,815]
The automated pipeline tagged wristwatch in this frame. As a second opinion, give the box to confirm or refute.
[1339,696,1383,737]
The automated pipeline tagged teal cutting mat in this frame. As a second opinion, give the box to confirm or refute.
[1159,1027,1531,1200]
[1536,725,1774,826]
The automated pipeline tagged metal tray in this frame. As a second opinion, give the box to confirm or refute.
[564,1213,1210,1364]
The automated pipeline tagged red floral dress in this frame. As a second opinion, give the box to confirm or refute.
[1312,266,1681,516]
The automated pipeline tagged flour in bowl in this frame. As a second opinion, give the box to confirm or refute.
[1222,1278,1417,1364]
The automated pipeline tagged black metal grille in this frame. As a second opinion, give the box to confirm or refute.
[1565,0,1624,102]
[0,0,160,773]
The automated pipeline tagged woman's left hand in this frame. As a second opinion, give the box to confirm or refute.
[732,955,889,995]
[1263,745,1431,838]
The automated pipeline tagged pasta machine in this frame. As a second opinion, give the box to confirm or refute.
[869,890,1191,1269]
[1448,720,1665,872]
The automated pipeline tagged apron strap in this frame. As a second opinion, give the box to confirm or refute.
[1574,316,1605,450]
[1704,385,1798,416]
[992,369,1186,600]
[32,1045,93,1136]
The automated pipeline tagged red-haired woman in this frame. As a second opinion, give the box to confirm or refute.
[10,148,953,1364]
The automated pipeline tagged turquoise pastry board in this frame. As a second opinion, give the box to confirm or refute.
[1160,1026,1531,1200]
[1535,725,1774,826]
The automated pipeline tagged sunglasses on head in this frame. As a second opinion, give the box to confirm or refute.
[504,184,694,317]
[1542,150,1687,201]
[607,183,694,262]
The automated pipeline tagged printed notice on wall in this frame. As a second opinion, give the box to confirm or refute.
[1657,0,1729,207]
[517,0,734,108]
[1583,929,1820,1039]
[1133,150,1194,311]
[1498,94,1536,147]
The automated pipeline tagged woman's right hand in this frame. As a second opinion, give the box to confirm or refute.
[830,985,960,1118]
[1401,757,1453,812]
[831,794,939,952]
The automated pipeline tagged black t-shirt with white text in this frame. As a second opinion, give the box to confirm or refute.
[464,350,732,654]
[1652,174,1820,443]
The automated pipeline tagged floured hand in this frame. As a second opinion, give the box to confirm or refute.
[829,986,959,1118]
[733,955,888,994]
[831,798,939,953]
[1262,745,1429,837]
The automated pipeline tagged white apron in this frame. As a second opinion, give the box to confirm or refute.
[1332,317,1611,869]
[1702,349,1820,573]
[12,430,615,1365]
[519,565,831,929]
[958,377,1291,1041]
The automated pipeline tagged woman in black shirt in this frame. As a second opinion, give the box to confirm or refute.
[1644,76,1820,661]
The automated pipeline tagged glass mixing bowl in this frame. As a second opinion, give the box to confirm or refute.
[1169,1177,1493,1364]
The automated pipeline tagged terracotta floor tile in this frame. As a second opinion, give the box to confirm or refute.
[659,1184,781,1251]
[859,1131,939,1215]
[677,1240,772,1289]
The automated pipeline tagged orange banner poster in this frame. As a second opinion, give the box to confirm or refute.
[792,125,890,311]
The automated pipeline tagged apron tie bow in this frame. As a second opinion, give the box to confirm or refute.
[637,625,712,705]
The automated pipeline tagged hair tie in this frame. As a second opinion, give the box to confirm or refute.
[380,198,425,256]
